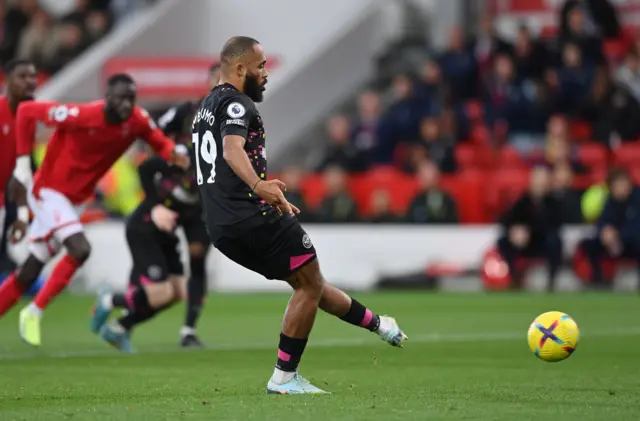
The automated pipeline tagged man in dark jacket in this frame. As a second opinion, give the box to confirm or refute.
[497,166,564,291]
[583,168,640,289]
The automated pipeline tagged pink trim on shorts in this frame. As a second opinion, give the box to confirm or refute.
[125,285,135,309]
[139,275,154,286]
[289,253,316,272]
[277,349,291,362]
[360,309,373,327]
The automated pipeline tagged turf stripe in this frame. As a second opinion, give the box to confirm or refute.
[1,326,639,361]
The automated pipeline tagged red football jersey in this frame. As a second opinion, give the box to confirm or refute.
[16,100,176,205]
[0,96,17,208]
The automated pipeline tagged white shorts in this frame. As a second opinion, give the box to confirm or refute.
[27,187,85,262]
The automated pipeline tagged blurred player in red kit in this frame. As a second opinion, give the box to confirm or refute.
[0,73,189,346]
[0,59,37,272]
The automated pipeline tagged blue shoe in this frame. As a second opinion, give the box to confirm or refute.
[376,315,409,347]
[266,372,329,395]
[98,323,135,353]
[90,288,112,334]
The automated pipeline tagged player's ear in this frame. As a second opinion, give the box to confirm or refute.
[237,63,246,78]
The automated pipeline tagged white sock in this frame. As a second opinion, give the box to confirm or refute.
[271,367,296,385]
[27,302,43,317]
[180,326,196,338]
[100,294,113,310]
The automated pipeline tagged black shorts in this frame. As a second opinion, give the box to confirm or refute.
[126,223,183,286]
[213,216,317,280]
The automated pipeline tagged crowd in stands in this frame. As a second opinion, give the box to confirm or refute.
[284,1,640,224]
[0,0,150,73]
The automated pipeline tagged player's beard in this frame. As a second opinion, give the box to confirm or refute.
[244,74,264,103]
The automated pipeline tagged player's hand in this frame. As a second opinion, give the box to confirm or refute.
[254,179,295,216]
[601,225,621,256]
[171,146,190,170]
[9,220,27,244]
[151,205,178,232]
[509,225,529,249]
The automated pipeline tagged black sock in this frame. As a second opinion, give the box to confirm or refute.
[185,257,207,329]
[111,293,127,308]
[340,298,380,332]
[118,302,173,331]
[121,287,151,312]
[276,333,308,372]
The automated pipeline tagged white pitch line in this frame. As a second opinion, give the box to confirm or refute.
[1,326,639,361]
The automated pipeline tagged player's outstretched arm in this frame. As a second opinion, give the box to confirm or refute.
[136,108,189,169]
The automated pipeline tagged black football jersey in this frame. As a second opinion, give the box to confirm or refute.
[191,83,274,236]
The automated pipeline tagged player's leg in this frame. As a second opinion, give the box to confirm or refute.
[181,218,210,347]
[318,284,408,346]
[94,230,184,351]
[18,188,90,345]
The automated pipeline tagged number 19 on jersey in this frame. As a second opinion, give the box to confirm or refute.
[192,130,217,185]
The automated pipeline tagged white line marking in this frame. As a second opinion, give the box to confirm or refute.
[1,326,639,361]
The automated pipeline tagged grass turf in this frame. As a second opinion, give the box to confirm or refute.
[0,292,639,420]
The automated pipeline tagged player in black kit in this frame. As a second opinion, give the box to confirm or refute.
[89,145,206,352]
[193,36,408,394]
[142,63,219,348]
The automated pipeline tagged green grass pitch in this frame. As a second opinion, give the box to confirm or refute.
[1,292,639,420]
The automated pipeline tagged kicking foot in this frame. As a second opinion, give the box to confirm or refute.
[90,287,112,334]
[180,334,206,349]
[98,323,135,353]
[267,372,329,395]
[19,305,42,347]
[377,315,408,347]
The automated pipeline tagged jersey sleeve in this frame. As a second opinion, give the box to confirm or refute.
[157,101,193,137]
[15,101,97,156]
[135,107,176,161]
[218,95,253,139]
[138,156,171,205]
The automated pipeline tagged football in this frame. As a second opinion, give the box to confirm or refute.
[527,311,580,362]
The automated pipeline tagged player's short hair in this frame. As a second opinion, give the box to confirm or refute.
[220,36,260,66]
[210,62,221,73]
[107,73,135,87]
[3,58,34,74]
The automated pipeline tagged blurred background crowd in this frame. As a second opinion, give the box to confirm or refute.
[1,0,639,227]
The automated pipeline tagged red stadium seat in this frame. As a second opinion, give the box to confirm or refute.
[485,168,529,220]
[578,143,609,174]
[613,143,640,170]
[300,173,327,209]
[455,144,493,171]
[570,121,592,143]
[498,146,526,169]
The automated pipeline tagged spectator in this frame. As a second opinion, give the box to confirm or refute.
[42,22,87,73]
[483,54,545,152]
[416,60,446,115]
[409,116,456,174]
[541,115,586,173]
[438,27,477,101]
[513,24,550,82]
[616,50,640,105]
[406,160,458,224]
[375,74,422,164]
[351,91,381,156]
[473,13,512,78]
[554,42,595,116]
[85,10,111,44]
[16,10,56,66]
[0,0,40,63]
[496,166,563,291]
[318,115,369,173]
[366,189,399,223]
[315,166,359,223]
[558,4,605,67]
[551,162,584,223]
[592,79,640,144]
[280,165,311,222]
[583,168,640,289]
